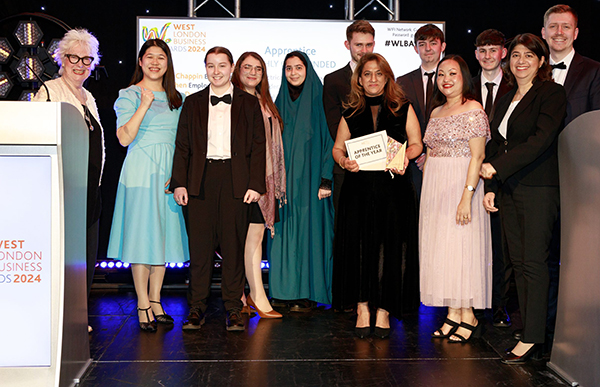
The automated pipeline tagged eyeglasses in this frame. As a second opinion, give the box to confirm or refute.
[64,54,94,66]
[242,64,263,74]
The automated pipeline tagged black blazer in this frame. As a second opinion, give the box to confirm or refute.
[396,68,427,138]
[170,85,266,198]
[472,73,512,120]
[323,63,352,174]
[563,52,600,125]
[485,80,566,192]
[323,63,352,140]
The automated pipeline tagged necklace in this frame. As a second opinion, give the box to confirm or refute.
[62,77,93,131]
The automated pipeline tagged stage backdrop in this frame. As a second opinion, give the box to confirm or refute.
[137,17,444,97]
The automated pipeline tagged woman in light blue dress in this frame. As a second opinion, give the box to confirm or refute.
[108,39,188,331]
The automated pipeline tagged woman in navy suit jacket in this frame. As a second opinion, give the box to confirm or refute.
[480,33,566,364]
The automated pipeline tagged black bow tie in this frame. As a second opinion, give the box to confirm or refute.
[551,62,567,70]
[211,94,232,105]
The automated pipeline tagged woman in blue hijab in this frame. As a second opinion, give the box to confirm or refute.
[268,51,335,310]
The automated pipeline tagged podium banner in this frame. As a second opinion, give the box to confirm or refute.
[0,156,52,367]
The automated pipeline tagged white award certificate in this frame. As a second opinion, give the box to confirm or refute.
[345,131,388,171]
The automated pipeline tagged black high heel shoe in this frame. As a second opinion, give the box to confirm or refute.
[354,326,371,339]
[373,327,391,339]
[150,300,174,324]
[431,318,460,339]
[502,343,542,364]
[448,320,483,343]
[137,306,157,332]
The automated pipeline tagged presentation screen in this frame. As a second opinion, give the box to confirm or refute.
[137,17,444,98]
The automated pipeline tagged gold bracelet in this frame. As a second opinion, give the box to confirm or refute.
[338,155,346,169]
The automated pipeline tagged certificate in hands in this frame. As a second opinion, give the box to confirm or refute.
[345,131,388,170]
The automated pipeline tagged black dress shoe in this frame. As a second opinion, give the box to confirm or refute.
[513,329,523,341]
[226,310,245,331]
[502,344,542,364]
[182,308,205,331]
[289,299,314,313]
[270,298,289,308]
[493,307,511,328]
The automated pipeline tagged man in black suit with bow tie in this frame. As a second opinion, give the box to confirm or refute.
[542,4,600,125]
[171,46,266,332]
[541,4,600,351]
[396,23,446,198]
[323,20,375,216]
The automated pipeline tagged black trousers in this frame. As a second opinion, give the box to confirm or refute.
[185,160,249,313]
[491,210,512,310]
[499,180,559,343]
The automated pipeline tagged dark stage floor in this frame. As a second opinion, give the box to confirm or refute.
[81,289,568,387]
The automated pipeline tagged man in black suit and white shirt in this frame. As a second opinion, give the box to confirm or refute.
[542,4,600,125]
[541,4,600,350]
[171,46,266,333]
[472,28,513,330]
[323,20,375,215]
[473,29,511,119]
[396,24,445,197]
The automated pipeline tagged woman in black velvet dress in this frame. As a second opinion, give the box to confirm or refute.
[332,53,422,338]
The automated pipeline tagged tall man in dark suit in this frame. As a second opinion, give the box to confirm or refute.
[473,29,513,329]
[323,20,375,215]
[542,4,600,125]
[171,46,266,332]
[396,24,445,197]
[541,4,600,349]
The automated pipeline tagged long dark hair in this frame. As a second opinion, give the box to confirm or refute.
[232,52,282,127]
[505,33,553,87]
[430,54,476,111]
[130,39,182,110]
[345,53,406,116]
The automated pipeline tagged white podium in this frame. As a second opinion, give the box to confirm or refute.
[0,102,91,386]
[549,110,600,387]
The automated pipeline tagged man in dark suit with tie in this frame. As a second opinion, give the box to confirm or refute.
[541,4,600,351]
[171,46,266,332]
[396,23,445,197]
[323,20,375,215]
[472,28,513,329]
[473,29,511,118]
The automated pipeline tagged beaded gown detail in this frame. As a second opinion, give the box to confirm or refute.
[419,109,492,309]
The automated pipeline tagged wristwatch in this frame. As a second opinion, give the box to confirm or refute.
[465,185,475,192]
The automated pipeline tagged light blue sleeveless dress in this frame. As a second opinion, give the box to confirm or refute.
[107,85,189,265]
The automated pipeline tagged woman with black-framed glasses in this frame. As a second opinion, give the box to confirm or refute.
[32,28,104,333]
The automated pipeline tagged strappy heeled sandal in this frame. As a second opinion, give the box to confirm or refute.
[431,318,460,338]
[137,306,157,332]
[149,300,174,324]
[448,320,483,343]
